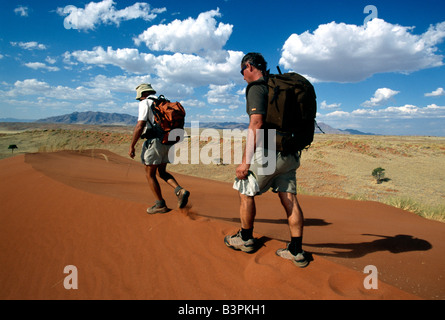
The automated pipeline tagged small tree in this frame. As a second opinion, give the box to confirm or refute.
[372,167,385,184]
[8,144,18,154]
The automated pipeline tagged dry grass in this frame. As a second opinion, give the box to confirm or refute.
[0,123,132,159]
[1,122,444,222]
[296,134,445,222]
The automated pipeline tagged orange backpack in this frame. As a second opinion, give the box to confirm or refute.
[147,95,186,144]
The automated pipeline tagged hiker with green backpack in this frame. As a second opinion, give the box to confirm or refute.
[129,83,190,214]
[224,53,317,268]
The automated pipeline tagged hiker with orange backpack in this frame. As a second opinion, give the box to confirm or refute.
[129,83,190,214]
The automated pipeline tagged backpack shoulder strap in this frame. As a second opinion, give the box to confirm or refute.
[146,96,159,127]
[246,78,268,98]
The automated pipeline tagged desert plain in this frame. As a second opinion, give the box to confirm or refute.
[0,122,444,301]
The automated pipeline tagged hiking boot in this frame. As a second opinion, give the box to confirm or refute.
[224,230,256,253]
[176,188,190,208]
[276,244,309,268]
[146,200,169,214]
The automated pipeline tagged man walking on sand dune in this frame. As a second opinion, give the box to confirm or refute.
[224,53,309,268]
[129,83,190,214]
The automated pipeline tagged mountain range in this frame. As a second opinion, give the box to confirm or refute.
[35,111,137,126]
[3,111,375,135]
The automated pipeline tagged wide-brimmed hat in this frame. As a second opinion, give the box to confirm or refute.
[135,83,156,100]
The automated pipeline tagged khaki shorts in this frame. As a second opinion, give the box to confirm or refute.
[141,138,172,165]
[234,149,300,196]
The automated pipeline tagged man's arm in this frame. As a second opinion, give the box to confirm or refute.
[128,120,146,159]
[236,113,263,180]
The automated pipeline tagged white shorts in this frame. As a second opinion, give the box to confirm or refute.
[140,138,172,165]
[233,150,300,196]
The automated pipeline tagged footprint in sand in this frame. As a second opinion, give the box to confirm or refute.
[243,250,286,287]
[327,272,383,298]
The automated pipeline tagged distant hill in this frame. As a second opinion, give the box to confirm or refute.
[36,111,137,126]
[185,122,249,130]
[34,111,375,135]
[315,122,375,135]
[196,121,375,135]
[340,128,376,135]
[315,122,344,134]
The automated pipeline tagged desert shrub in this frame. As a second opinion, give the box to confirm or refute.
[8,144,18,153]
[372,167,385,184]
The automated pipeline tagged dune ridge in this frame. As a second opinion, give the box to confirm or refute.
[1,150,443,300]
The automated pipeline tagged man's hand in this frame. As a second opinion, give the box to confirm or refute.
[129,146,136,159]
[236,114,263,180]
[236,163,250,180]
[129,120,146,159]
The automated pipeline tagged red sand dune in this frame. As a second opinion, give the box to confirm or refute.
[0,149,443,300]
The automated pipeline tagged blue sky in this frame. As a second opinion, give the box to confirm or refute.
[0,0,444,136]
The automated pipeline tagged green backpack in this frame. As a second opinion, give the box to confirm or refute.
[247,68,318,154]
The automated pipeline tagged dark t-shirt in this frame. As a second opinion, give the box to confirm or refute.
[246,78,268,117]
[246,78,269,149]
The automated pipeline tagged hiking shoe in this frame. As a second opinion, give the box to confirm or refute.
[176,188,190,208]
[146,203,169,214]
[224,230,256,253]
[276,245,309,268]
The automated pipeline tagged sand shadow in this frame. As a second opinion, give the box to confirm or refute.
[250,236,272,254]
[376,177,392,184]
[305,234,432,258]
[195,213,330,228]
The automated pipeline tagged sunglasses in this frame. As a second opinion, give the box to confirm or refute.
[240,64,248,76]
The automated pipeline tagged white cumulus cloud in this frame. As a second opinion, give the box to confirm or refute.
[24,62,60,72]
[134,8,233,61]
[11,41,47,50]
[320,100,341,110]
[66,46,243,87]
[362,88,400,107]
[14,6,29,17]
[67,46,158,74]
[425,87,445,97]
[57,0,166,31]
[7,79,106,100]
[206,83,242,107]
[154,50,243,86]
[280,19,445,82]
[322,104,445,120]
[317,104,445,136]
